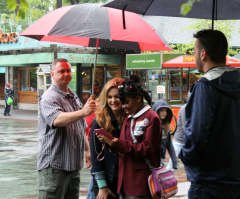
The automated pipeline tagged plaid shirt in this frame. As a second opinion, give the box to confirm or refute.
[38,84,87,171]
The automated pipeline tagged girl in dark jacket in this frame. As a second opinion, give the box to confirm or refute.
[152,99,178,169]
[90,77,125,199]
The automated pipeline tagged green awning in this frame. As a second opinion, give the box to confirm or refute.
[0,53,54,67]
[0,53,121,67]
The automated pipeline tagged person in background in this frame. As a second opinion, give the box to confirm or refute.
[4,82,14,116]
[179,29,240,199]
[86,112,96,199]
[97,75,161,199]
[152,99,178,170]
[90,77,125,199]
[167,91,192,170]
[38,58,96,199]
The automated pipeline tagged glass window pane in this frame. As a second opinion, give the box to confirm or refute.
[20,70,29,91]
[169,70,181,101]
[94,67,104,97]
[69,65,76,93]
[106,66,121,81]
[30,69,37,91]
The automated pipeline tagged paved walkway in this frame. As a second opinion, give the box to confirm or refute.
[0,107,38,121]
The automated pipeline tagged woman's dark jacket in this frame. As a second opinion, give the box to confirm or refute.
[90,119,120,194]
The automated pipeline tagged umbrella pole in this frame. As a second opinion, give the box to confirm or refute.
[92,39,99,97]
[211,0,216,29]
[122,6,127,29]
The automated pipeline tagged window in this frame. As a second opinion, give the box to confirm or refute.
[19,68,37,92]
[106,66,121,82]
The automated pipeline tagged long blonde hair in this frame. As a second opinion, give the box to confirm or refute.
[96,77,125,132]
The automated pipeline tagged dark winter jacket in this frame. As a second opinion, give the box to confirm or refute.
[180,66,240,184]
[4,87,14,101]
[152,99,178,169]
[90,119,120,195]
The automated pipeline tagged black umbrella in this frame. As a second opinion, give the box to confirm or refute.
[104,0,240,29]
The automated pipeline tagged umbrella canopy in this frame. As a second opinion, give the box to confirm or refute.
[104,0,240,29]
[162,55,240,68]
[21,3,172,52]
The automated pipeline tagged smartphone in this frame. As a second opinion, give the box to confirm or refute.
[95,128,113,139]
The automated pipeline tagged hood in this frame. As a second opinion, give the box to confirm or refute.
[203,66,240,99]
[152,99,173,123]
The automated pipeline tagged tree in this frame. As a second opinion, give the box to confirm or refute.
[1,0,108,33]
[4,0,108,19]
[1,0,55,32]
[170,19,240,56]
[56,0,62,8]
[6,0,29,21]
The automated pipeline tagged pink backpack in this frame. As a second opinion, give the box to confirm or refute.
[148,166,178,199]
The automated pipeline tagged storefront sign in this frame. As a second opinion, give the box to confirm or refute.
[39,64,51,73]
[157,85,165,94]
[183,56,195,62]
[58,53,121,65]
[0,52,121,67]
[0,29,18,43]
[126,53,161,69]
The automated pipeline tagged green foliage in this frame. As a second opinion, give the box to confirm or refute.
[170,42,194,55]
[62,0,107,7]
[180,0,199,16]
[6,0,17,11]
[1,0,54,32]
[5,0,29,21]
[229,48,240,57]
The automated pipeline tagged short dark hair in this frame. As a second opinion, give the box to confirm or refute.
[52,58,69,70]
[194,29,228,64]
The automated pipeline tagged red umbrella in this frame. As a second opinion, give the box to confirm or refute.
[162,55,240,68]
[21,3,172,52]
[21,3,172,94]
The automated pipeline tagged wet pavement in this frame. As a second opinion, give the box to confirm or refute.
[0,108,189,199]
[0,109,90,199]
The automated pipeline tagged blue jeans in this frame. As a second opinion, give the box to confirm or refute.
[86,176,95,199]
[188,181,240,199]
[4,100,11,115]
[167,140,184,170]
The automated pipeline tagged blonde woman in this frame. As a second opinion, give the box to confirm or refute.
[90,77,125,199]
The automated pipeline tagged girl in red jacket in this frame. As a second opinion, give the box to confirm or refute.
[97,75,162,199]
